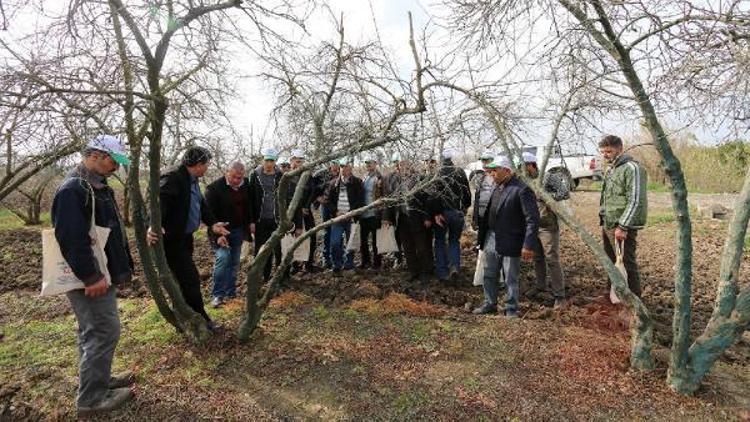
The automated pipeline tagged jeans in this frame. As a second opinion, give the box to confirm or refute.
[434,208,465,279]
[330,220,354,270]
[164,234,210,321]
[320,207,333,267]
[254,218,282,281]
[66,286,121,407]
[211,227,244,299]
[359,217,381,268]
[533,219,565,299]
[482,231,521,312]
[602,228,641,297]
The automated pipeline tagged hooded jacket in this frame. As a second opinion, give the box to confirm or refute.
[599,153,648,230]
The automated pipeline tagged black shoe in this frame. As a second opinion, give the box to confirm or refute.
[419,273,430,286]
[472,304,498,315]
[206,320,220,332]
[449,270,461,286]
[77,387,134,416]
[408,273,420,282]
[305,264,322,273]
[108,371,135,389]
[332,269,343,277]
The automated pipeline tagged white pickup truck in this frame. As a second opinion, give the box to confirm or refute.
[466,145,602,190]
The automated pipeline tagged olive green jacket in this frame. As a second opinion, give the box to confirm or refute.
[599,154,647,230]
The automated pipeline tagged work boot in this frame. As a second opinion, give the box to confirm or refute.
[108,371,135,389]
[504,309,520,318]
[211,297,222,308]
[77,387,134,416]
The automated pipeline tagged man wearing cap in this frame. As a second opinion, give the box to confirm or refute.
[51,135,135,415]
[322,159,364,275]
[287,149,319,273]
[599,134,647,299]
[474,156,539,317]
[312,160,341,269]
[471,151,496,231]
[148,146,230,329]
[359,156,383,269]
[381,153,404,268]
[431,149,471,284]
[249,148,285,281]
[522,152,569,308]
[204,162,252,308]
[278,158,291,174]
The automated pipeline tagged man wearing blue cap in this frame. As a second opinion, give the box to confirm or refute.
[51,135,135,415]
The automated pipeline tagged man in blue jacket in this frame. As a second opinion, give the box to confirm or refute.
[51,135,135,415]
[474,156,539,317]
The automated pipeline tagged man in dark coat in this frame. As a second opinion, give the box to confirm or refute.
[311,161,340,268]
[286,149,320,273]
[51,135,135,415]
[205,161,252,307]
[147,146,230,329]
[322,159,364,274]
[474,156,539,317]
[248,148,284,281]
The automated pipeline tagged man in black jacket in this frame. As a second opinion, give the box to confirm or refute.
[205,162,252,307]
[431,150,472,284]
[248,148,284,281]
[147,146,230,328]
[382,157,437,285]
[51,135,135,415]
[359,156,383,269]
[474,157,539,317]
[287,149,320,273]
[322,159,364,275]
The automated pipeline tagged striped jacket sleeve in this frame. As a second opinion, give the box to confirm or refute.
[618,161,645,229]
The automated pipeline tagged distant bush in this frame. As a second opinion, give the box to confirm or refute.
[628,132,747,193]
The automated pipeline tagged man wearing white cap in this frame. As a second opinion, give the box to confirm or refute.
[51,135,135,415]
[522,151,569,308]
[474,156,539,317]
[248,147,284,281]
[359,155,384,269]
[287,148,320,272]
[471,151,496,231]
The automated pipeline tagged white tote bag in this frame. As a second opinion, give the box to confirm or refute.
[610,240,627,304]
[346,223,361,252]
[281,234,311,262]
[41,185,111,296]
[376,226,399,254]
[473,250,486,286]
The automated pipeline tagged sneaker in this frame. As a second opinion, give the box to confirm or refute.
[211,297,223,308]
[449,270,461,287]
[553,298,567,309]
[472,303,498,315]
[108,371,135,389]
[505,309,520,318]
[77,387,134,416]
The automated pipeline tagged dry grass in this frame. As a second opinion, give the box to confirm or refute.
[349,293,446,317]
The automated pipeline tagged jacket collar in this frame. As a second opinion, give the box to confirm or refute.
[71,163,107,189]
[612,153,634,168]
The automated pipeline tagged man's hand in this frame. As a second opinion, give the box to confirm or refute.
[217,236,229,248]
[250,223,256,235]
[434,214,446,228]
[382,220,392,229]
[615,227,628,241]
[424,220,433,229]
[521,247,534,261]
[212,222,230,237]
[85,277,109,298]
[147,227,164,246]
[302,208,310,216]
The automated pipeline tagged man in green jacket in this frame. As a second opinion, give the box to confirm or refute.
[599,134,648,298]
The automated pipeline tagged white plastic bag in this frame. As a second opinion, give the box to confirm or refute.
[376,226,399,254]
[610,239,627,304]
[41,186,111,296]
[473,250,486,286]
[281,234,311,262]
[346,223,360,252]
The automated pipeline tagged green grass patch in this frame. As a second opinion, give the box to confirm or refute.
[0,208,51,230]
[648,212,676,225]
[647,181,670,192]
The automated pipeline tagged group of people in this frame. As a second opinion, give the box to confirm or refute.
[50,133,646,415]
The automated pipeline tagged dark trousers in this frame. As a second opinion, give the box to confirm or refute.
[359,216,382,268]
[397,214,433,277]
[602,228,642,297]
[164,234,210,321]
[255,218,283,281]
[303,212,317,268]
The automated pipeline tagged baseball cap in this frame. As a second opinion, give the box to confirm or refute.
[87,135,130,166]
[522,152,537,164]
[441,149,455,160]
[290,149,306,159]
[262,148,279,161]
[487,155,512,169]
[390,152,401,163]
[479,150,494,160]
